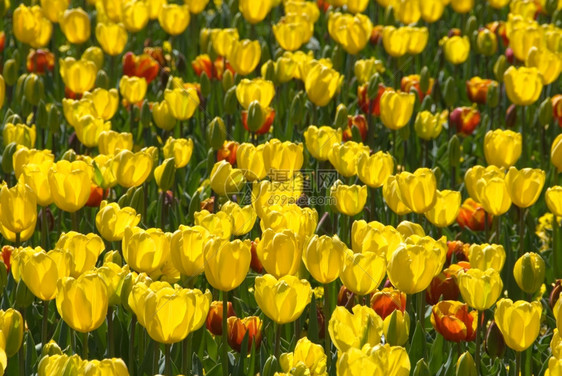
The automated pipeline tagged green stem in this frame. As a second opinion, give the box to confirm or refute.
[15,232,21,247]
[519,207,526,257]
[40,207,49,250]
[222,291,229,376]
[129,315,137,376]
[475,310,482,376]
[70,328,76,354]
[274,322,282,360]
[42,300,49,346]
[82,332,89,360]
[18,308,25,376]
[416,292,425,356]
[323,283,331,372]
[516,351,522,376]
[71,210,79,232]
[524,347,532,376]
[107,306,114,357]
[165,344,171,376]
[183,334,193,375]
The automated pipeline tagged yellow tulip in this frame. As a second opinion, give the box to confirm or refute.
[304,125,343,162]
[185,0,210,14]
[420,0,445,23]
[380,90,416,131]
[158,4,190,35]
[92,154,117,188]
[351,220,403,256]
[254,274,312,324]
[383,310,410,347]
[304,64,341,107]
[3,123,36,148]
[193,210,231,240]
[356,151,394,189]
[263,139,304,181]
[279,337,326,375]
[38,354,84,375]
[82,46,104,70]
[484,129,522,168]
[122,227,171,273]
[414,110,446,140]
[393,0,421,24]
[451,0,474,13]
[273,14,313,52]
[236,78,275,109]
[227,39,261,76]
[97,262,130,305]
[251,179,303,217]
[119,75,147,104]
[95,200,141,242]
[464,165,505,203]
[40,0,69,22]
[170,225,210,277]
[209,160,246,196]
[164,87,200,120]
[56,272,108,333]
[513,252,545,294]
[475,175,512,216]
[441,36,470,64]
[60,8,91,44]
[494,299,542,351]
[97,130,133,155]
[83,88,119,121]
[424,190,461,227]
[0,182,37,237]
[504,167,545,208]
[504,66,543,105]
[328,141,369,177]
[63,98,97,127]
[468,243,506,272]
[19,161,54,207]
[204,237,252,291]
[382,176,412,216]
[336,343,410,375]
[256,228,301,278]
[111,149,153,188]
[510,25,543,62]
[396,221,426,239]
[20,248,68,300]
[405,26,429,55]
[330,181,368,216]
[95,22,128,56]
[354,58,385,84]
[328,12,373,55]
[74,115,111,148]
[59,57,98,94]
[552,134,562,172]
[239,0,272,24]
[0,309,24,357]
[13,5,53,48]
[546,357,562,376]
[526,47,561,85]
[210,28,240,57]
[395,168,437,214]
[152,100,176,130]
[546,186,562,216]
[220,201,256,236]
[340,249,387,295]
[488,0,510,8]
[236,143,267,181]
[457,268,503,310]
[163,137,193,168]
[56,231,105,277]
[303,234,346,284]
[382,26,408,58]
[122,0,148,32]
[48,160,92,212]
[329,305,383,352]
[259,204,317,240]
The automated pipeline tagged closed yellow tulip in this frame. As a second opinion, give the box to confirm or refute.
[123,227,171,273]
[184,0,209,14]
[60,8,91,44]
[163,137,193,168]
[552,134,562,172]
[396,221,425,239]
[504,66,543,105]
[510,25,543,62]
[152,100,177,131]
[254,274,312,324]
[351,220,402,256]
[97,130,133,155]
[158,4,190,35]
[356,151,394,189]
[336,343,410,375]
[263,139,304,181]
[256,228,301,278]
[546,186,562,216]
[111,149,153,188]
[414,110,446,140]
[442,36,470,64]
[526,47,561,85]
[464,165,505,203]
[21,248,68,301]
[96,22,128,56]
[83,88,119,121]
[328,12,373,55]
[405,26,429,55]
[303,234,346,284]
[340,249,387,295]
[382,26,408,58]
[273,15,313,52]
[48,160,91,212]
[505,167,545,208]
[304,125,342,161]
[380,90,416,131]
[484,129,522,168]
[228,39,261,76]
[475,175,512,216]
[236,143,267,181]
[122,0,148,32]
[0,309,24,357]
[393,0,421,24]
[0,182,37,236]
[19,161,54,207]
[75,115,111,148]
[546,357,562,376]
[56,231,105,277]
[170,225,210,277]
[420,0,445,23]
[513,252,545,294]
[97,262,130,306]
[210,28,240,57]
[236,78,275,109]
[82,46,104,70]
[56,272,108,333]
[354,58,385,85]
[220,201,256,236]
[382,176,412,216]
[279,337,326,375]
[59,57,98,94]
[330,181,368,216]
[424,190,461,227]
[95,200,141,242]
[63,98,97,127]
[251,179,302,217]
[194,210,233,239]
[119,75,147,104]
[457,268,503,310]
[164,87,200,120]
[468,243,506,272]
[13,5,52,48]
[328,141,369,177]
[494,299,542,351]
[259,204,317,240]
[210,160,246,196]
[3,123,36,148]
[329,305,383,352]
[239,0,272,24]
[204,237,252,291]
[451,0,474,13]
[304,64,341,107]
[91,154,117,188]
[395,168,437,214]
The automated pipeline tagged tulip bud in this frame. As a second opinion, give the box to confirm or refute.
[130,185,145,216]
[384,5,396,24]
[61,149,76,162]
[539,97,553,126]
[419,67,430,95]
[413,359,431,376]
[117,187,134,208]
[487,82,499,108]
[224,86,237,115]
[15,280,34,308]
[24,73,44,106]
[545,0,558,15]
[0,262,7,292]
[383,310,410,346]
[513,252,545,294]
[200,71,211,97]
[505,104,517,128]
[48,105,61,133]
[222,69,234,91]
[41,340,63,357]
[262,60,275,82]
[15,74,27,104]
[36,101,48,129]
[3,59,18,86]
[485,321,506,358]
[493,55,507,83]
[246,101,265,133]
[207,117,226,150]
[103,251,123,266]
[443,77,458,108]
[334,104,348,129]
[464,16,477,39]
[477,29,497,56]
[95,70,109,89]
[367,73,382,98]
[290,92,306,126]
[448,135,461,168]
[1,142,17,174]
[331,45,345,73]
[154,158,176,192]
[456,352,477,376]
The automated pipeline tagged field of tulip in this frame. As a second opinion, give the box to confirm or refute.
[1,0,562,375]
